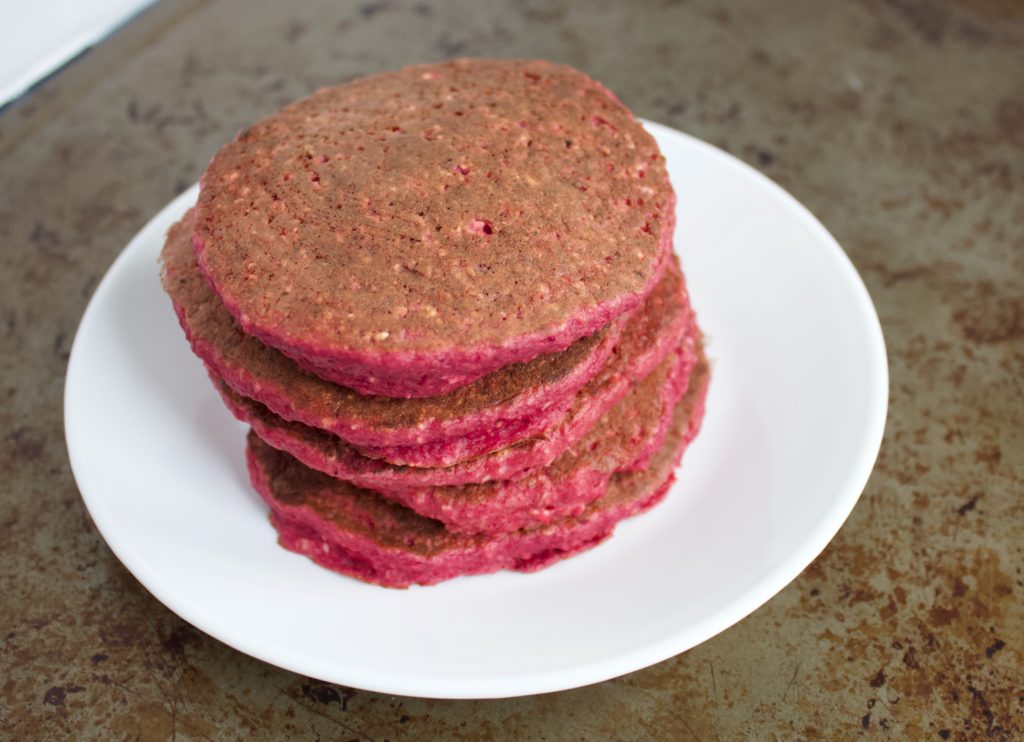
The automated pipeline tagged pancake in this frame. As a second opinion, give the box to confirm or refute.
[194,59,674,397]
[162,208,624,464]
[246,360,709,587]
[213,262,694,489]
[162,209,622,462]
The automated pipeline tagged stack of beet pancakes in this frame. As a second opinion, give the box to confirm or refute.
[160,59,709,588]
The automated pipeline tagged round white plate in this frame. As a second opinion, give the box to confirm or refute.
[65,120,887,699]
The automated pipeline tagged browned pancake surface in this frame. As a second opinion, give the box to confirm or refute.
[195,58,672,357]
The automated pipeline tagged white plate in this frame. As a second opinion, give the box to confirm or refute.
[65,121,887,699]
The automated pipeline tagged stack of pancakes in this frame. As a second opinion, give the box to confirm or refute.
[160,59,709,587]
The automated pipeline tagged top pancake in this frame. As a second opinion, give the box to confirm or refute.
[194,58,674,397]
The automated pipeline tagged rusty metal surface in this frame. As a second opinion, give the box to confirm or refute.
[1,0,1021,738]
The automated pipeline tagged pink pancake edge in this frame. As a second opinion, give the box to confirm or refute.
[384,340,704,535]
[247,358,708,588]
[270,209,673,398]
[212,290,694,493]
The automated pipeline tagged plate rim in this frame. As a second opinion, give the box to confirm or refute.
[64,119,888,698]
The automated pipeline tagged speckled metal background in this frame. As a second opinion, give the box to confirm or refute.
[1,0,1021,738]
